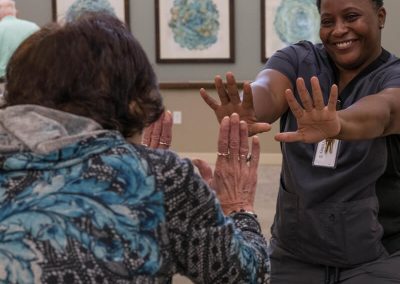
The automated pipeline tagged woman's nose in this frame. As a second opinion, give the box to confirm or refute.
[332,21,349,37]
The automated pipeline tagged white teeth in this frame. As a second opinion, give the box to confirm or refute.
[336,40,353,49]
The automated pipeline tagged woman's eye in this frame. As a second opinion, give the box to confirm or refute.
[321,19,333,27]
[345,14,359,22]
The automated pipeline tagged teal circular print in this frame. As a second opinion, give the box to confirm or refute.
[66,0,116,22]
[168,0,220,50]
[274,0,320,44]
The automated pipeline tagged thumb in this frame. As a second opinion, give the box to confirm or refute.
[248,122,271,136]
[192,159,213,183]
[274,131,304,143]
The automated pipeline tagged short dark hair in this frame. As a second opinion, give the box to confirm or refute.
[4,12,163,137]
[316,0,383,12]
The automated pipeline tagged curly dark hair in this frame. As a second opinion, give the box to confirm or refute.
[4,12,164,137]
[316,0,384,12]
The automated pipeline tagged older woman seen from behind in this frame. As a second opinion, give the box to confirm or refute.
[0,13,269,283]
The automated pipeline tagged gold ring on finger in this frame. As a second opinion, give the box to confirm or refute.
[239,154,247,161]
[217,152,230,157]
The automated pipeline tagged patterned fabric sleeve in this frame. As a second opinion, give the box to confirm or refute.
[156,151,270,284]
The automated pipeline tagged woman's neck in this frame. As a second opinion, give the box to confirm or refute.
[336,47,383,93]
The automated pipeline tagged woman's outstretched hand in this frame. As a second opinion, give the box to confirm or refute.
[200,72,271,137]
[193,113,260,215]
[275,76,341,143]
[141,110,173,149]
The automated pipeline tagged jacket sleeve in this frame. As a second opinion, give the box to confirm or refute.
[162,155,270,284]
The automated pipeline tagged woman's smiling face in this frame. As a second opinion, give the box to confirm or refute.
[319,0,386,72]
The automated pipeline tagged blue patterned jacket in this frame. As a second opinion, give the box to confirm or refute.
[0,105,270,284]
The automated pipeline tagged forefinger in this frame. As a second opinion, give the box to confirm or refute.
[200,88,220,111]
[296,78,313,112]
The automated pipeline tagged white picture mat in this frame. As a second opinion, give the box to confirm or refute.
[158,0,231,59]
[264,0,320,58]
[265,0,284,58]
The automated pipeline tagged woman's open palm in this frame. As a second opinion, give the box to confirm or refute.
[275,76,341,143]
[200,72,271,137]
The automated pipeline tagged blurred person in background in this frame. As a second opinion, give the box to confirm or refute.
[0,0,38,94]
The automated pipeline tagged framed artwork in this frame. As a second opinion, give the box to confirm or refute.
[51,0,130,26]
[155,0,235,63]
[261,0,320,62]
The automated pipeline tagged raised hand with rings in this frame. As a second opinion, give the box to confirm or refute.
[141,110,173,149]
[193,113,260,215]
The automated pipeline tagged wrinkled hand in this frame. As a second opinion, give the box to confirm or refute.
[274,76,341,143]
[200,72,271,136]
[193,113,260,215]
[141,110,173,149]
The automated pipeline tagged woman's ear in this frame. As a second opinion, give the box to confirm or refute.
[378,7,386,29]
[128,100,136,112]
[129,100,144,117]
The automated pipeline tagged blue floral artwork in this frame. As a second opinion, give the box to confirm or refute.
[53,0,128,26]
[65,0,116,22]
[274,0,320,45]
[263,0,320,60]
[168,0,220,50]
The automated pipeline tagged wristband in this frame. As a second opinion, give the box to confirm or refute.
[229,208,257,218]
